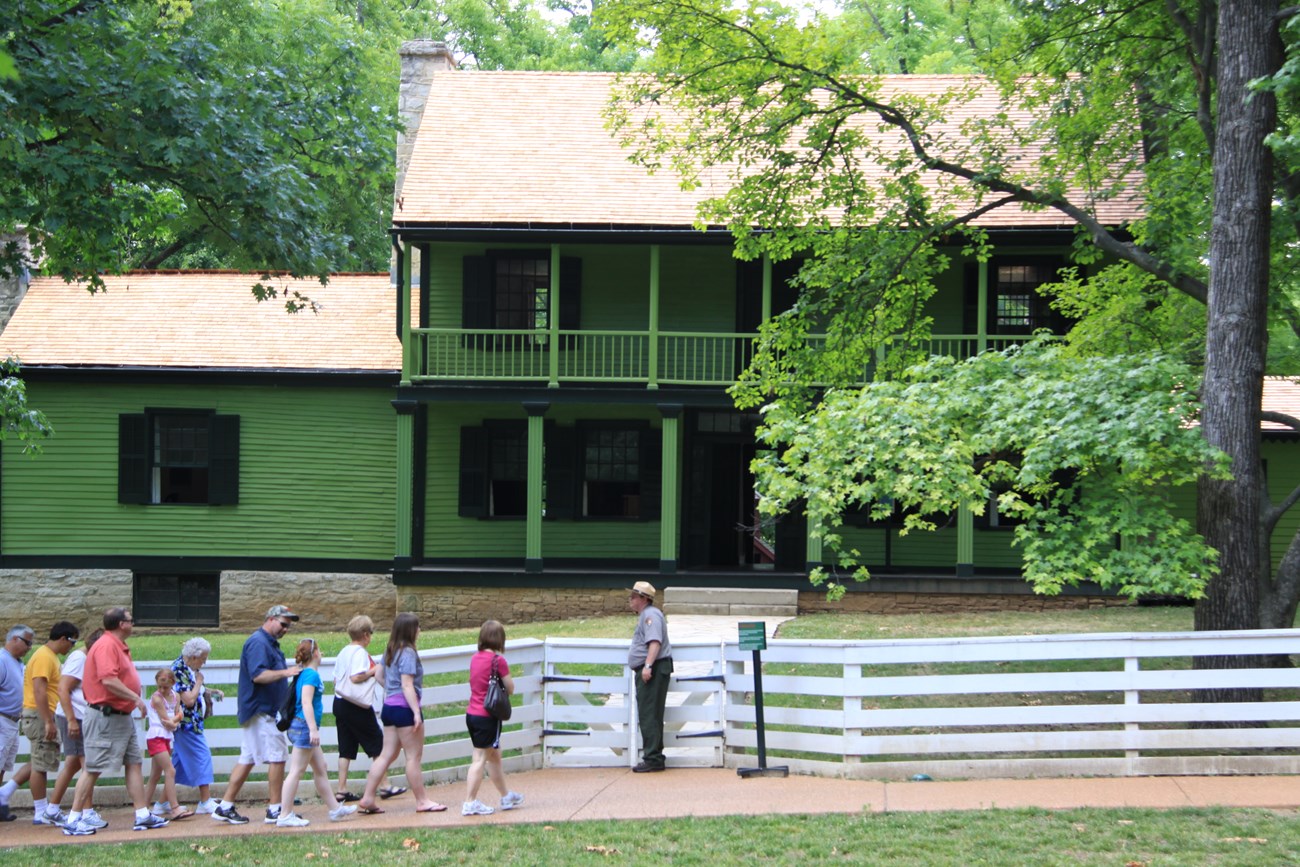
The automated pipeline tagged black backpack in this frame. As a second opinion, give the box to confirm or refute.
[276,676,298,732]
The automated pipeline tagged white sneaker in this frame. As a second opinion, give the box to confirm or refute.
[150,801,170,816]
[133,813,169,831]
[82,809,108,829]
[194,799,219,815]
[276,811,310,828]
[462,799,494,816]
[500,791,524,811]
[61,818,96,836]
[33,808,67,827]
[328,804,357,822]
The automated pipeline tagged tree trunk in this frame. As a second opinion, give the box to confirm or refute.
[1193,0,1278,700]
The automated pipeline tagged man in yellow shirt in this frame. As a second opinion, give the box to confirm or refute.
[0,621,79,826]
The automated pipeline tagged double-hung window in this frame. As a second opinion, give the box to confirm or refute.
[118,410,240,505]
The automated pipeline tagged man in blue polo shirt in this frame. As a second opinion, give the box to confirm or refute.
[211,605,301,826]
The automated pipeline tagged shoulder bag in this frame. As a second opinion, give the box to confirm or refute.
[483,654,512,721]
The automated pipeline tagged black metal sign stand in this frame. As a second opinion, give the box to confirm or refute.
[737,622,788,779]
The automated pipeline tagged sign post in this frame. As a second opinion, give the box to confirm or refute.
[736,621,789,779]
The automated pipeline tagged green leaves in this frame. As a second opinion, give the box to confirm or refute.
[1,0,400,284]
[754,340,1226,599]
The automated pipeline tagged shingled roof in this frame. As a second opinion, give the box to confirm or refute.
[396,71,1143,231]
[0,272,397,372]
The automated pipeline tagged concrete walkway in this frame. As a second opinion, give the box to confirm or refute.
[2,769,1297,849]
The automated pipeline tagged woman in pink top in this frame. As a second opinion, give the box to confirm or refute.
[460,621,522,817]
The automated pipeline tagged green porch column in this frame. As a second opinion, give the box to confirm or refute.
[956,503,974,577]
[548,246,561,388]
[398,241,414,386]
[805,516,823,574]
[761,252,773,323]
[658,404,682,573]
[976,259,989,353]
[524,401,549,573]
[648,245,661,390]
[394,399,417,570]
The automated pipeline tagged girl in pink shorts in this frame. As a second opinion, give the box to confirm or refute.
[144,669,192,820]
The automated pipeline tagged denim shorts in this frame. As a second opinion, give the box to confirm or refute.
[287,717,314,750]
[380,702,416,728]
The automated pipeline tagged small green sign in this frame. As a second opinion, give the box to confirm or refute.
[738,621,767,651]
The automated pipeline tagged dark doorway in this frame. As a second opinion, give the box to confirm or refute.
[680,410,806,571]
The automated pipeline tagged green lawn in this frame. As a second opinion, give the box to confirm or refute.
[11,809,1299,864]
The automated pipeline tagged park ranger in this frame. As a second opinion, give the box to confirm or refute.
[627,581,673,773]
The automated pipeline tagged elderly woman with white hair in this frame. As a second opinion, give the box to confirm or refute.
[170,637,225,815]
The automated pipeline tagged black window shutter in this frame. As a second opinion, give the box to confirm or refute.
[462,255,493,330]
[962,262,979,336]
[559,256,582,349]
[208,415,240,505]
[545,425,578,519]
[640,428,662,521]
[458,426,489,518]
[118,414,150,505]
[558,257,582,329]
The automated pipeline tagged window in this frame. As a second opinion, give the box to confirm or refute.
[153,414,209,503]
[494,256,550,330]
[462,252,581,344]
[459,421,528,518]
[133,573,220,627]
[991,259,1066,334]
[583,427,641,518]
[119,411,239,505]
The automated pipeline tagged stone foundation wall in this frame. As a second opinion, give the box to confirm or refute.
[0,569,396,635]
[797,590,1130,615]
[399,585,632,629]
[218,571,397,632]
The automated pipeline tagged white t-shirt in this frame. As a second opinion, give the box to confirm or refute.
[55,648,87,720]
[332,643,379,710]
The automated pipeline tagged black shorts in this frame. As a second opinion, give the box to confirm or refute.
[465,713,501,750]
[380,702,417,728]
[332,698,383,760]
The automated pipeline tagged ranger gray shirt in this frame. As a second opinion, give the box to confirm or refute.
[628,604,672,668]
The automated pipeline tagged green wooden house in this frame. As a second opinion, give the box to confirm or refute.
[382,49,1156,614]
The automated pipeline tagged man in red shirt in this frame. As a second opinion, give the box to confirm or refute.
[60,608,168,835]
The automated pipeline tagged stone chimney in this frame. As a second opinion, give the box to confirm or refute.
[396,40,457,206]
[0,233,33,333]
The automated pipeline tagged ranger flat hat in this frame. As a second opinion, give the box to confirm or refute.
[629,581,657,599]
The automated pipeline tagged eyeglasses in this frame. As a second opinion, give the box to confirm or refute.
[277,619,294,629]
[15,636,31,647]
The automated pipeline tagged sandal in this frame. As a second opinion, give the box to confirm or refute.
[416,802,447,813]
[378,786,408,799]
[169,809,195,821]
[335,791,360,803]
[356,805,385,815]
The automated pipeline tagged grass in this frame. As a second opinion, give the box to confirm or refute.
[15,808,1300,864]
[126,614,636,662]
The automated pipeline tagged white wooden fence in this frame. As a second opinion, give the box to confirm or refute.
[16,629,1300,790]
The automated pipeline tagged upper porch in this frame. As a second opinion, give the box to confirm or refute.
[392,238,1073,389]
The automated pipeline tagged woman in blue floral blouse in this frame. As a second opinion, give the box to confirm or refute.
[171,637,225,815]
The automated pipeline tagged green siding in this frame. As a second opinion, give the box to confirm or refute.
[424,404,661,560]
[1266,441,1300,570]
[831,523,1019,570]
[2,382,395,558]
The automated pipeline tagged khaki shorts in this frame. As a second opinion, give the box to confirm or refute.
[0,716,17,773]
[19,709,61,773]
[83,707,142,774]
[236,714,288,766]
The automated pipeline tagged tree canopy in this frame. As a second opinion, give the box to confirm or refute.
[601,0,1300,627]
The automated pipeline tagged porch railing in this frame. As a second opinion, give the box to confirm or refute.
[408,329,1036,386]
